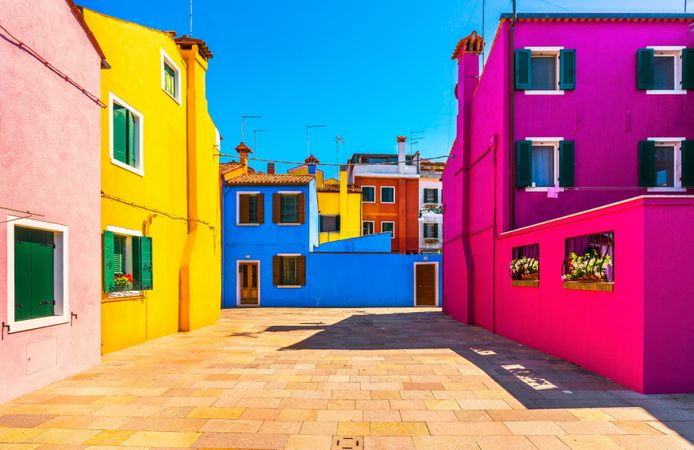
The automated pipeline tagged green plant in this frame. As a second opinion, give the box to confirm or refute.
[563,252,612,281]
[510,256,539,276]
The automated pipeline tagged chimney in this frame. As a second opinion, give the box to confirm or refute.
[235,142,252,171]
[339,165,349,233]
[305,154,319,175]
[397,136,407,174]
[267,162,276,175]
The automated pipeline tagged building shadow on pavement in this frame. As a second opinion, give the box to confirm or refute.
[266,310,694,443]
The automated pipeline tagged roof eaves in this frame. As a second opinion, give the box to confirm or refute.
[68,1,109,68]
[499,12,694,21]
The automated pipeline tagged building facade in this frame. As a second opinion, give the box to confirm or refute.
[83,9,222,354]
[0,0,104,402]
[443,16,694,393]
[418,161,445,253]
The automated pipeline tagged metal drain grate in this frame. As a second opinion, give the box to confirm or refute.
[332,436,362,449]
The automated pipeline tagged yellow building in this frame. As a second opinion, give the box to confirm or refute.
[83,9,221,354]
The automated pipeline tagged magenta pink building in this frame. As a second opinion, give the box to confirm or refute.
[0,0,106,402]
[443,14,694,394]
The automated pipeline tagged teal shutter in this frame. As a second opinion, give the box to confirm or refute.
[103,231,115,292]
[14,237,32,321]
[559,49,576,90]
[559,141,575,187]
[39,238,55,318]
[516,140,532,188]
[112,105,127,163]
[319,216,324,232]
[638,140,656,187]
[133,236,153,290]
[126,110,136,166]
[681,140,694,187]
[682,48,694,90]
[637,48,654,90]
[515,49,532,90]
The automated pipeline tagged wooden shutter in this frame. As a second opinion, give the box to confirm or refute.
[637,48,654,90]
[515,49,532,90]
[559,49,576,90]
[256,194,265,224]
[40,238,55,317]
[113,105,127,164]
[14,235,32,321]
[297,193,306,224]
[559,140,575,187]
[272,255,281,285]
[638,140,656,187]
[298,256,306,286]
[682,48,694,90]
[681,140,694,187]
[433,224,439,239]
[433,189,439,204]
[516,140,532,188]
[272,193,280,223]
[239,194,249,223]
[126,110,136,166]
[133,236,153,290]
[103,230,115,293]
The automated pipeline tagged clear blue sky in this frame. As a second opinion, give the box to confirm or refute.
[78,0,689,174]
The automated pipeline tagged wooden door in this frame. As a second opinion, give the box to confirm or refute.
[239,262,259,305]
[415,264,436,306]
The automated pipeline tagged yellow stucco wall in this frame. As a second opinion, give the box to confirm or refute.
[318,172,362,243]
[84,9,220,354]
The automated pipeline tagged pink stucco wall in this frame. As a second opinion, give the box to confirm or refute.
[0,0,102,403]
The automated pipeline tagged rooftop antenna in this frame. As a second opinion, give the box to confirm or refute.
[253,129,269,153]
[410,130,424,153]
[189,0,193,36]
[241,115,262,142]
[335,135,345,178]
[306,124,326,156]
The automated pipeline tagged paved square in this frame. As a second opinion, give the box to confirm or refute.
[1,308,692,449]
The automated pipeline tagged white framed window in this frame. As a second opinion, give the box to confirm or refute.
[647,46,686,95]
[6,217,69,333]
[275,254,305,288]
[109,92,144,176]
[381,221,395,239]
[236,191,262,225]
[423,222,439,240]
[362,221,375,236]
[647,137,686,191]
[380,186,395,203]
[423,188,439,205]
[362,186,375,203]
[525,137,563,191]
[161,49,182,103]
[525,47,564,95]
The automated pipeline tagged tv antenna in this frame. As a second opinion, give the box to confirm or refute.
[335,136,345,178]
[410,130,424,153]
[189,0,193,36]
[241,115,262,142]
[306,124,326,156]
[253,129,269,153]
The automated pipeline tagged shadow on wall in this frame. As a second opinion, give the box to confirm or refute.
[266,310,693,443]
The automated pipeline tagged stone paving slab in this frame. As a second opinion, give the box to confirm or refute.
[0,307,692,449]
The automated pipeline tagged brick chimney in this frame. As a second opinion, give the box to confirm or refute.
[267,162,276,175]
[235,142,252,169]
[397,136,407,174]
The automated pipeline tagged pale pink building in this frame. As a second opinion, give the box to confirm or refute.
[443,14,694,393]
[0,0,106,402]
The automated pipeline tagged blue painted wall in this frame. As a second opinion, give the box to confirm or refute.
[315,233,392,253]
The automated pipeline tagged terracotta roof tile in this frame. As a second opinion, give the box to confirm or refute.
[304,154,320,164]
[451,31,484,60]
[174,35,213,59]
[225,173,314,186]
[219,162,242,175]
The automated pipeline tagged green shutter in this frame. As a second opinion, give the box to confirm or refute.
[113,235,126,274]
[14,228,54,320]
[103,231,115,293]
[112,105,127,164]
[516,140,532,188]
[559,49,576,90]
[14,238,32,321]
[681,140,694,187]
[515,49,532,90]
[39,239,55,318]
[559,140,575,187]
[637,48,654,90]
[682,48,694,90]
[134,236,153,290]
[164,63,176,96]
[126,110,136,166]
[638,140,656,187]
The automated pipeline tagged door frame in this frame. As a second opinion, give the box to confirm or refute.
[413,261,439,307]
[236,260,260,307]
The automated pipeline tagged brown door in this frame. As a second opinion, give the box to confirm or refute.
[239,262,259,305]
[415,264,436,306]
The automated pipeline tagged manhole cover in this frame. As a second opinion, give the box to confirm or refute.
[332,436,362,449]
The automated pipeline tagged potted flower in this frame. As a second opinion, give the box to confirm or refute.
[113,273,134,291]
[562,252,612,282]
[510,256,539,280]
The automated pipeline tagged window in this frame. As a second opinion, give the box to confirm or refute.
[362,186,375,203]
[381,186,395,203]
[320,215,340,232]
[273,255,306,287]
[423,223,439,240]
[103,228,153,295]
[510,244,540,283]
[562,232,614,291]
[7,218,69,333]
[423,188,439,205]
[381,221,395,239]
[238,193,264,225]
[362,221,375,236]
[515,48,576,93]
[516,139,575,189]
[638,47,693,94]
[638,139,693,189]
[109,93,143,176]
[273,193,304,224]
[161,49,181,102]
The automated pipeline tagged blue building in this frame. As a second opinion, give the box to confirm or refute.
[222,170,442,308]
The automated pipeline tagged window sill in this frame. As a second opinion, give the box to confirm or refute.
[110,158,144,177]
[647,187,687,192]
[162,87,181,105]
[524,187,564,192]
[8,316,70,334]
[563,281,614,292]
[362,200,376,204]
[277,223,301,226]
[107,290,144,299]
[524,90,565,96]
[512,280,539,288]
[276,285,302,289]
[646,90,687,95]
[381,201,396,204]
[237,223,261,226]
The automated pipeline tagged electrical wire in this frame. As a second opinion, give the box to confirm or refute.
[0,23,106,109]
[216,154,450,167]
